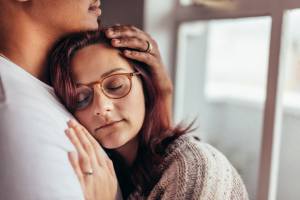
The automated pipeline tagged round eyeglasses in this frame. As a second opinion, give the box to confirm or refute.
[75,72,141,110]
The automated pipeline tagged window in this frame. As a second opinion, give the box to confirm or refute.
[277,8,300,200]
[173,0,300,199]
[204,17,271,103]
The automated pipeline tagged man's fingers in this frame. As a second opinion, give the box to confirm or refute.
[123,50,158,67]
[105,25,148,41]
[111,37,151,53]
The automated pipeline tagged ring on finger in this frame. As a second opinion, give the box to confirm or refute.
[83,169,94,176]
[144,40,153,54]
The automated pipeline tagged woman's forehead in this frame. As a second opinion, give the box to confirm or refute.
[71,44,133,82]
[73,44,130,67]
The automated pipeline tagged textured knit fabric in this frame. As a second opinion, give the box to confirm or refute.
[128,135,249,200]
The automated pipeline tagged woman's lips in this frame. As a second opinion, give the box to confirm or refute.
[95,120,123,132]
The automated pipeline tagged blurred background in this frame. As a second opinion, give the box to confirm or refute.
[101,0,300,199]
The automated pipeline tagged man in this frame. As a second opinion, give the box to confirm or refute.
[0,0,172,199]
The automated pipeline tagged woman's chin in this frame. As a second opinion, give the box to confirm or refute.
[99,132,129,149]
[102,141,126,149]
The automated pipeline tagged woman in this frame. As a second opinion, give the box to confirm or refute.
[49,29,249,200]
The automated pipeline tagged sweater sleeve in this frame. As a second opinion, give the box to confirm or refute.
[146,137,249,200]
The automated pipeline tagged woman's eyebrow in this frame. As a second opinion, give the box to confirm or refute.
[76,67,127,85]
[100,67,126,78]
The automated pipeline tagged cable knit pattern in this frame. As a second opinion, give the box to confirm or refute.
[128,135,249,200]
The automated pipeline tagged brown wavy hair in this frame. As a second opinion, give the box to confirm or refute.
[48,29,194,198]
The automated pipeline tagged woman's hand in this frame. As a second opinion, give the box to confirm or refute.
[65,120,118,200]
[104,25,173,123]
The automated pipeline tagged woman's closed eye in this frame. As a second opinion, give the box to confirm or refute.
[76,88,93,109]
[106,81,124,91]
[104,78,126,92]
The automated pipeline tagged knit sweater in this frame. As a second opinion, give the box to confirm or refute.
[128,135,249,200]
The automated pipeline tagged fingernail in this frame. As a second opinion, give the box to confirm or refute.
[106,28,113,32]
[68,119,77,126]
[65,128,70,135]
[68,151,76,155]
[112,39,120,44]
[67,120,72,127]
[124,50,131,54]
[65,128,74,135]
[106,29,114,35]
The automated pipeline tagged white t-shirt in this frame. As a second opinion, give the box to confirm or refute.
[0,57,85,199]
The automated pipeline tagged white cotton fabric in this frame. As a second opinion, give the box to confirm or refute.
[0,57,85,200]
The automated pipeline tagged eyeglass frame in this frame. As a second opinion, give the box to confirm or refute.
[75,71,141,100]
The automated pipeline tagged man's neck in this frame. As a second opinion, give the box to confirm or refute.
[0,15,60,84]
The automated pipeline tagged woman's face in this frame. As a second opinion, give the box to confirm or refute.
[71,44,145,150]
[27,0,101,34]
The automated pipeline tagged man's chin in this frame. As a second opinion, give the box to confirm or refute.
[72,20,100,33]
[82,22,100,32]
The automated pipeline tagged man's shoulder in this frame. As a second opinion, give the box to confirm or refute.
[0,59,14,106]
[0,59,8,96]
[0,74,6,104]
[0,58,73,129]
[0,58,66,110]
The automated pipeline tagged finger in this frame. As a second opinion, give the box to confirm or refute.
[68,120,101,169]
[72,124,100,169]
[65,128,93,174]
[105,25,148,41]
[111,37,155,54]
[68,151,85,185]
[123,50,158,68]
[69,120,109,169]
[81,126,110,170]
[105,158,116,177]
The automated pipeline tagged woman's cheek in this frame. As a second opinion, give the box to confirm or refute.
[74,111,93,133]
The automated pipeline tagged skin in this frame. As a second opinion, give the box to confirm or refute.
[71,44,145,165]
[0,1,173,120]
[105,26,173,120]
[0,1,173,199]
[66,120,118,200]
[0,0,101,82]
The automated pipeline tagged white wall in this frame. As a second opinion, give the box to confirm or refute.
[144,0,177,74]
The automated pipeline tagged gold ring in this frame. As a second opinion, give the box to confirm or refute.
[83,169,94,176]
[144,40,153,53]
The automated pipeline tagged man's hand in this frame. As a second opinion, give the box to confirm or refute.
[104,25,173,123]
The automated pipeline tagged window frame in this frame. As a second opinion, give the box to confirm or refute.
[172,0,300,199]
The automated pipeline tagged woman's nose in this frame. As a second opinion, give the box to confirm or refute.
[92,86,113,116]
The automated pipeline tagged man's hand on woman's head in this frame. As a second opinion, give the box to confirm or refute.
[65,120,118,200]
[104,24,174,122]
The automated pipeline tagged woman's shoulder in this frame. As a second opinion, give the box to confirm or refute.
[152,134,249,200]
[160,134,233,180]
[162,134,228,168]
